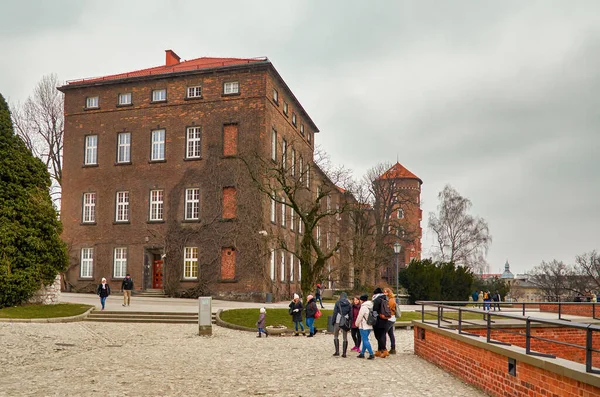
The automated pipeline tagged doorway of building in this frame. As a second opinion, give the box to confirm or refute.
[152,259,164,289]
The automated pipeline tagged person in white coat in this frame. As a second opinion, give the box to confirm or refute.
[354,294,375,359]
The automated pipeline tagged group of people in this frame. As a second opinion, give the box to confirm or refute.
[472,290,502,311]
[96,274,134,310]
[280,286,400,360]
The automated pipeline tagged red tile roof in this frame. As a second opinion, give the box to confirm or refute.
[67,56,268,86]
[378,162,422,184]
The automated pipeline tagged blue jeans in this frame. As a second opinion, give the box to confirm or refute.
[258,327,267,335]
[359,329,373,355]
[294,321,305,331]
[100,296,107,309]
[316,296,324,308]
[306,317,315,334]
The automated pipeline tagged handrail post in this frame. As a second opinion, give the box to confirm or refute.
[486,312,491,342]
[421,304,424,322]
[586,328,593,373]
[437,306,441,328]
[522,302,525,316]
[558,301,562,320]
[458,309,463,333]
[525,319,531,354]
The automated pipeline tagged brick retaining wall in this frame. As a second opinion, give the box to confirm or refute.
[540,303,600,317]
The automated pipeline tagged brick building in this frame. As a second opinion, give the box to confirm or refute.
[58,50,422,300]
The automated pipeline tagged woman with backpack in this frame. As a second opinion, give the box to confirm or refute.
[384,288,397,354]
[372,287,392,358]
[331,292,351,357]
[354,294,375,359]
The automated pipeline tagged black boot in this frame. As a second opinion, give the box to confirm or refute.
[333,339,340,356]
[307,331,314,337]
[257,333,261,338]
[342,341,348,358]
[265,330,269,338]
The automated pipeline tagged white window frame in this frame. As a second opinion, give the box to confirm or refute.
[184,247,199,279]
[80,248,94,278]
[86,96,99,109]
[300,124,305,136]
[223,81,239,95]
[283,102,288,115]
[299,218,303,234]
[299,156,303,182]
[291,148,296,176]
[316,225,321,246]
[118,93,132,105]
[290,210,295,231]
[290,253,294,282]
[113,247,127,278]
[273,88,278,103]
[185,188,200,220]
[282,138,287,166]
[271,128,277,161]
[306,163,310,188]
[152,89,166,102]
[280,251,285,282]
[187,86,202,98]
[281,196,286,227]
[84,135,98,165]
[397,208,405,219]
[326,196,331,212]
[82,192,96,223]
[270,250,275,281]
[151,129,165,161]
[270,192,276,223]
[149,189,164,221]
[298,257,301,281]
[186,127,202,159]
[308,131,311,143]
[115,191,129,222]
[117,132,131,163]
[336,204,341,221]
[292,113,297,127]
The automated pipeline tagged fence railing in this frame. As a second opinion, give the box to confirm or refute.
[414,300,600,374]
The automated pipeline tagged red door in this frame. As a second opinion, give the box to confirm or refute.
[153,260,164,289]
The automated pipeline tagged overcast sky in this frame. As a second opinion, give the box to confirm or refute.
[1,1,598,275]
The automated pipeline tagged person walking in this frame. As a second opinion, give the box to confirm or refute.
[492,291,501,311]
[483,290,492,311]
[305,294,318,337]
[472,290,479,308]
[372,287,392,358]
[97,278,111,311]
[350,296,362,353]
[121,274,134,307]
[354,294,375,359]
[315,284,325,309]
[289,293,305,336]
[478,290,484,310]
[256,307,269,338]
[331,292,351,357]
[384,288,397,354]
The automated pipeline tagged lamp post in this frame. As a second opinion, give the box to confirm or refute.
[393,242,401,297]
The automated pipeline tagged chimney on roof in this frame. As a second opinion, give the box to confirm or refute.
[165,50,181,66]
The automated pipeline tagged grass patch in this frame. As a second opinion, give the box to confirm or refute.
[220,308,486,329]
[0,303,93,319]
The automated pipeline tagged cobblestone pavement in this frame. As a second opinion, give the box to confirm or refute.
[0,322,485,397]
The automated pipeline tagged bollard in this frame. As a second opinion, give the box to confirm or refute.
[327,315,334,333]
[198,296,212,336]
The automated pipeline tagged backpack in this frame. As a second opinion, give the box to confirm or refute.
[394,297,402,318]
[379,297,392,319]
[288,302,294,315]
[483,292,489,300]
[367,308,377,326]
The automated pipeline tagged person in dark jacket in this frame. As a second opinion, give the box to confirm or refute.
[350,296,362,352]
[305,294,318,337]
[121,274,134,307]
[331,292,352,357]
[372,287,392,358]
[315,284,325,308]
[492,292,501,311]
[97,278,111,311]
[289,293,305,335]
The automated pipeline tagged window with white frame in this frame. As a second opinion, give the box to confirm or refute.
[397,208,404,219]
[298,218,303,234]
[283,102,288,115]
[185,188,200,220]
[270,192,276,223]
[271,128,277,161]
[298,257,301,281]
[117,132,131,163]
[80,248,94,278]
[336,204,341,220]
[299,156,303,182]
[292,113,297,127]
[186,127,201,159]
[291,148,296,176]
[115,191,129,222]
[273,88,278,103]
[152,89,166,102]
[327,196,331,212]
[113,247,127,278]
[281,196,286,227]
[187,86,202,98]
[86,96,99,108]
[270,250,275,281]
[84,135,98,165]
[149,190,164,221]
[300,124,305,136]
[326,232,330,249]
[223,81,239,95]
[316,225,321,246]
[290,253,294,282]
[184,247,199,279]
[282,138,287,165]
[290,210,295,231]
[306,163,310,187]
[82,192,96,223]
[280,251,285,282]
[118,93,132,105]
[151,129,165,161]
[307,131,311,144]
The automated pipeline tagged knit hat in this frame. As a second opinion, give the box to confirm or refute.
[293,293,299,300]
[373,287,383,295]
[260,307,266,314]
[101,277,107,282]
[340,292,348,300]
[307,294,314,301]
[360,294,368,302]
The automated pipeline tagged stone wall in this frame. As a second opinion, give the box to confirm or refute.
[28,275,61,305]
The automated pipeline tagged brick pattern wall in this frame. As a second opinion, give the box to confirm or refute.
[222,187,237,219]
[221,247,236,280]
[414,325,600,397]
[540,303,600,317]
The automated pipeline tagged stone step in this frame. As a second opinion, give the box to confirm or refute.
[84,310,216,324]
[84,317,198,324]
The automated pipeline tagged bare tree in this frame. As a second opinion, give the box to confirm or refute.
[12,74,64,208]
[574,250,600,291]
[428,185,491,272]
[527,260,572,301]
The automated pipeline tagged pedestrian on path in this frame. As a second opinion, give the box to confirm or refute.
[305,294,318,337]
[331,292,351,357]
[315,284,325,308]
[289,293,305,336]
[121,274,134,307]
[350,296,362,353]
[492,291,501,311]
[384,288,397,354]
[256,307,269,338]
[355,294,375,359]
[372,287,392,358]
[97,278,111,311]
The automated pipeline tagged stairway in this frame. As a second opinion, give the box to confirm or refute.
[133,289,167,298]
[85,310,216,324]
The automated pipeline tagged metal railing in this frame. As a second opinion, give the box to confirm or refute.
[415,301,600,374]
